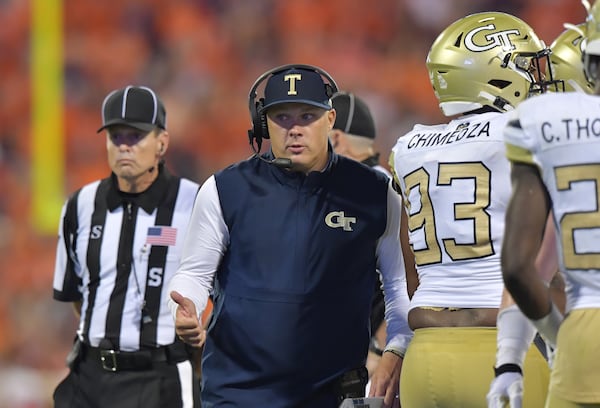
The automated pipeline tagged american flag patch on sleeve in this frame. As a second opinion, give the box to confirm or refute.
[145,226,177,246]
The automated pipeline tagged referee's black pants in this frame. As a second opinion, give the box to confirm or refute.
[53,347,201,408]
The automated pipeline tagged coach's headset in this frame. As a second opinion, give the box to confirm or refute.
[247,63,338,168]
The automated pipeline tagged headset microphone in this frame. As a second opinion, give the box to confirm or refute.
[254,154,293,169]
[272,158,292,168]
[248,133,293,169]
[147,157,166,174]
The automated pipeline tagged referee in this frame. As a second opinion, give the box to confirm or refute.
[52,85,202,407]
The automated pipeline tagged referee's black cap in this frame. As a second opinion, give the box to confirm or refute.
[332,92,376,139]
[97,85,166,133]
[261,68,333,113]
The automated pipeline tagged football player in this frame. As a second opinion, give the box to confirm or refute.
[501,3,600,406]
[548,22,594,93]
[389,12,555,407]
[487,18,597,408]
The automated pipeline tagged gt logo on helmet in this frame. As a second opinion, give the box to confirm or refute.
[465,24,520,52]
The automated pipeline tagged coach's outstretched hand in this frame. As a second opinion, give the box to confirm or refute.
[170,291,206,348]
[487,371,523,408]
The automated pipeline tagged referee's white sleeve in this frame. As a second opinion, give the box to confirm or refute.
[53,200,70,292]
[167,175,229,320]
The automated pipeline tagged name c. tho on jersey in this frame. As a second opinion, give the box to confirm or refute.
[515,96,600,146]
[504,92,600,313]
[390,111,512,310]
[53,169,200,351]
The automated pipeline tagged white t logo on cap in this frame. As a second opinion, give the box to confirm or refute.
[284,74,302,95]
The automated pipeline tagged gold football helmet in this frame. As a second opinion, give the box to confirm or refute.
[427,12,552,116]
[548,23,593,93]
[584,0,600,83]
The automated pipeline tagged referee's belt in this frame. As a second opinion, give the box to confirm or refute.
[81,341,189,372]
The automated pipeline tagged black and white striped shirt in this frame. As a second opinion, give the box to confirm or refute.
[53,165,200,351]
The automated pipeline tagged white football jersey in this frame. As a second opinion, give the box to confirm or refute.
[505,92,600,313]
[390,111,511,309]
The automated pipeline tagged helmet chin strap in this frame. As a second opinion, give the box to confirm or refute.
[478,91,514,112]
[566,79,585,93]
[439,101,481,117]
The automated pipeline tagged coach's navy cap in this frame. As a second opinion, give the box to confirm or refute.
[261,68,333,113]
[332,92,376,139]
[97,85,166,133]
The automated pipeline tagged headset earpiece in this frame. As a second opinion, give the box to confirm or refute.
[255,97,269,140]
[325,83,335,99]
[248,87,265,150]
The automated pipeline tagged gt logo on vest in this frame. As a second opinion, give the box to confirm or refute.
[325,211,357,231]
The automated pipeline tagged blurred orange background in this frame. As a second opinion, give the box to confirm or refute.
[0,0,586,406]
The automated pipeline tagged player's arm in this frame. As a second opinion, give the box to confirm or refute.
[498,213,559,302]
[488,158,558,407]
[534,218,565,313]
[72,300,82,319]
[400,205,418,298]
[502,162,562,345]
[388,152,419,298]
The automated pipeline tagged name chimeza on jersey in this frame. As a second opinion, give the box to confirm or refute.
[406,121,491,150]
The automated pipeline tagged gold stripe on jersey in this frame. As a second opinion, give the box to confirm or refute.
[418,306,462,312]
[505,142,535,165]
